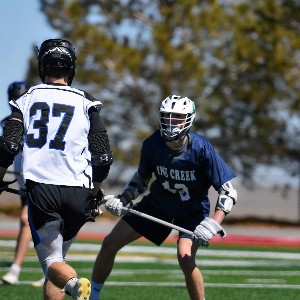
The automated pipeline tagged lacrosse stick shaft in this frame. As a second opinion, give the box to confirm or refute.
[122,206,194,236]
[4,187,27,197]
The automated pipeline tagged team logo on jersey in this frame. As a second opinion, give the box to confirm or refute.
[156,165,196,181]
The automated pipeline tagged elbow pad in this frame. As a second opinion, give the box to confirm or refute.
[0,136,21,156]
[0,117,23,157]
[2,118,23,152]
[92,152,113,182]
[122,171,150,202]
[88,131,111,155]
[91,151,113,167]
[215,181,237,215]
[0,118,23,168]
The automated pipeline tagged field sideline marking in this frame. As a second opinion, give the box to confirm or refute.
[2,267,300,277]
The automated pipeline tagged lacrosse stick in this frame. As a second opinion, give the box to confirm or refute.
[2,187,27,197]
[121,206,209,247]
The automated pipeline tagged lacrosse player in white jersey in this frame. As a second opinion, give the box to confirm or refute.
[0,39,113,300]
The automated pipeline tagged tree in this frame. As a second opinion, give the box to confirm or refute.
[27,0,300,184]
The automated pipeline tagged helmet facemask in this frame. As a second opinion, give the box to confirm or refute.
[159,95,196,142]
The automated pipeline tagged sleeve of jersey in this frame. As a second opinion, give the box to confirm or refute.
[137,138,155,180]
[84,91,103,114]
[201,139,236,190]
[88,108,112,182]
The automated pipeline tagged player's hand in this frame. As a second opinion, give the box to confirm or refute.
[192,217,226,247]
[85,189,105,221]
[104,195,125,216]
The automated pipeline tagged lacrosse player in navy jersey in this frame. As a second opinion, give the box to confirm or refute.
[90,95,237,300]
[0,39,112,300]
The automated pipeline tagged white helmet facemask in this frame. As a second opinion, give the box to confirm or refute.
[159,95,196,142]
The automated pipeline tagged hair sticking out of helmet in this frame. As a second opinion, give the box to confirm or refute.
[37,39,77,85]
[159,95,196,142]
[7,81,29,101]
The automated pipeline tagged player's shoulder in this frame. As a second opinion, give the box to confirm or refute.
[73,87,97,101]
[72,88,103,113]
[189,131,214,149]
[144,129,161,143]
[189,131,209,142]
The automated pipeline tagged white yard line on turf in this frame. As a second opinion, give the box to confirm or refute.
[3,281,300,289]
[1,240,300,260]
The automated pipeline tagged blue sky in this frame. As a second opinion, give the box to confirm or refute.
[0,1,58,122]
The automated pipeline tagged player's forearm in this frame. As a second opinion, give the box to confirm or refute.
[212,209,225,224]
[91,182,102,197]
[0,166,7,181]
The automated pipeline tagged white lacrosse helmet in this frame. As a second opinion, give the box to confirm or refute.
[159,95,196,142]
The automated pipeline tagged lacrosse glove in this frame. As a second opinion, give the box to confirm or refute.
[85,188,104,222]
[192,217,226,247]
[104,195,125,216]
[104,188,135,217]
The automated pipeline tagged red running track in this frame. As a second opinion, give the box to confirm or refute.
[1,229,300,248]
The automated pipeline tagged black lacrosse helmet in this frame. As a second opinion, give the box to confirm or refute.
[37,39,77,85]
[7,81,29,100]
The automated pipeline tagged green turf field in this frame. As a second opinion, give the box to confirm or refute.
[0,238,300,299]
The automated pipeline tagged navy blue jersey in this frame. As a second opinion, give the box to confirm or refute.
[138,130,236,218]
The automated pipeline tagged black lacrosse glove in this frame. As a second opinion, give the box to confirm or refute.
[0,179,18,195]
[85,188,105,222]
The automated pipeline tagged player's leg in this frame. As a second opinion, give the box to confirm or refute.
[28,182,91,299]
[177,237,205,300]
[1,202,31,284]
[44,277,65,300]
[45,261,77,300]
[90,218,141,299]
[13,203,31,266]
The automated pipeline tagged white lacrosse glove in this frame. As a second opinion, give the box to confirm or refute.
[104,195,125,216]
[192,217,226,247]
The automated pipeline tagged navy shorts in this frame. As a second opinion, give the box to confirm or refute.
[123,196,208,246]
[20,188,27,206]
[26,180,92,244]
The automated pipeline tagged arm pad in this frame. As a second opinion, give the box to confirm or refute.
[2,118,23,147]
[91,151,113,167]
[89,130,113,183]
[121,171,150,204]
[88,131,111,155]
[0,117,24,168]
[215,181,237,215]
[0,136,21,156]
[92,152,112,182]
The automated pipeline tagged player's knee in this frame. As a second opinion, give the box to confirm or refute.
[41,257,64,277]
[177,254,196,273]
[20,214,29,227]
[102,233,123,253]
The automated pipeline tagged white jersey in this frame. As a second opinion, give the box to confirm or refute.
[10,83,102,188]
